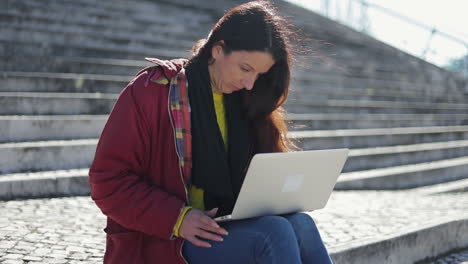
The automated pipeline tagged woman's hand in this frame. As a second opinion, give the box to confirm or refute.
[179,208,229,248]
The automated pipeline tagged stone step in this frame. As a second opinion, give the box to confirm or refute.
[307,61,464,101]
[0,8,208,38]
[416,247,468,264]
[3,90,468,117]
[1,56,455,99]
[2,70,463,109]
[290,89,458,104]
[2,70,457,108]
[292,71,449,95]
[0,92,117,115]
[1,72,129,93]
[0,139,97,174]
[290,79,464,102]
[345,140,468,172]
[1,71,465,107]
[0,168,90,200]
[286,99,468,114]
[0,55,336,81]
[0,55,315,74]
[330,218,468,264]
[0,37,188,60]
[3,55,460,99]
[11,0,216,15]
[10,0,223,15]
[2,55,442,97]
[1,152,468,199]
[5,0,213,31]
[0,56,153,75]
[287,113,468,130]
[414,178,468,195]
[297,63,439,85]
[336,156,468,189]
[2,135,467,175]
[5,47,430,94]
[2,114,467,143]
[0,23,196,52]
[3,71,462,104]
[3,70,466,101]
[0,9,205,41]
[0,115,107,143]
[295,54,460,84]
[291,125,468,149]
[2,58,456,104]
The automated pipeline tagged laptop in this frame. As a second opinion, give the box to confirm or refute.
[214,148,349,222]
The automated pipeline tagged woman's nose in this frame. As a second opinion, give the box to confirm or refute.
[242,76,256,90]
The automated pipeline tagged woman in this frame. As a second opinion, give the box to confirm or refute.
[89,1,333,263]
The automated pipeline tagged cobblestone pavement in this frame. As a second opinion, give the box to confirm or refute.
[1,190,468,263]
[418,248,468,264]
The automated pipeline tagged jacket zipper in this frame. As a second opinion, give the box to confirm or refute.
[167,77,189,264]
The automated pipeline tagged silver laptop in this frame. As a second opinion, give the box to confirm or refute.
[214,149,349,222]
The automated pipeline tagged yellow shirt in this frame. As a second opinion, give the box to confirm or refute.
[213,92,228,149]
[173,92,227,236]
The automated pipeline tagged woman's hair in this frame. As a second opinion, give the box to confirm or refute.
[191,0,299,153]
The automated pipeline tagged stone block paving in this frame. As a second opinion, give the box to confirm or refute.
[1,190,467,263]
[0,198,105,264]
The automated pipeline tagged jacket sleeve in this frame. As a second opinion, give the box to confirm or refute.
[89,72,185,240]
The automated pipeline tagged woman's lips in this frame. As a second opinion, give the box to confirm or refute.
[230,84,242,91]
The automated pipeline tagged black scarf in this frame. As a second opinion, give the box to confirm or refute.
[185,58,253,217]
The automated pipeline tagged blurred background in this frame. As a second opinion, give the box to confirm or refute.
[288,0,468,76]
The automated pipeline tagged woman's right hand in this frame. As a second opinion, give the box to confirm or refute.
[179,208,229,248]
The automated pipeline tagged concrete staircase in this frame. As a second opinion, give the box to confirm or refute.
[1,0,468,199]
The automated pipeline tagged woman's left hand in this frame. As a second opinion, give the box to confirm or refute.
[179,208,229,248]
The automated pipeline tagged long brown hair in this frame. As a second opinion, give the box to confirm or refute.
[190,0,298,153]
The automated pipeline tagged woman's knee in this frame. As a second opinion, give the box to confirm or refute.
[284,213,332,263]
[285,213,318,230]
[250,216,302,262]
[285,213,327,246]
[256,215,294,232]
[253,215,297,241]
[284,213,324,240]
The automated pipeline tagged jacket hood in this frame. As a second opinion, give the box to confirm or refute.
[145,57,188,79]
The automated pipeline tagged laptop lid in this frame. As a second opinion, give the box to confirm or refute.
[227,148,349,221]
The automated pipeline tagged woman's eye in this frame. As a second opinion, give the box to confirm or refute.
[241,67,250,72]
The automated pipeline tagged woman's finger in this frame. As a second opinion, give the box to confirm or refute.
[199,221,229,236]
[187,235,212,248]
[198,213,220,229]
[204,208,218,217]
[195,229,224,242]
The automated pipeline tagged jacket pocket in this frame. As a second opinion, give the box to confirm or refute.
[104,228,144,264]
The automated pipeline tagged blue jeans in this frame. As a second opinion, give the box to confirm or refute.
[182,213,333,264]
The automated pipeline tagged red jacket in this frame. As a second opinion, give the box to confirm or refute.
[89,58,191,264]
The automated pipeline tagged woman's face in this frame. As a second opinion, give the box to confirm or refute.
[208,44,275,94]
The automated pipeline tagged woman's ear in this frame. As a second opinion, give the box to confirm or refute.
[211,40,226,60]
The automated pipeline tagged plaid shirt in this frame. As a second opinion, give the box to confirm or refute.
[150,60,192,185]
